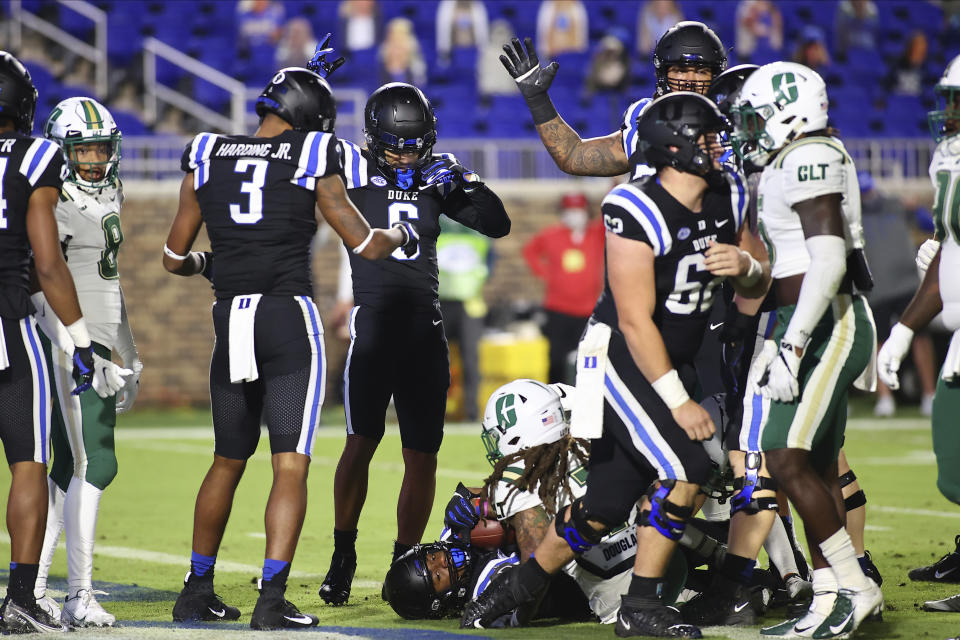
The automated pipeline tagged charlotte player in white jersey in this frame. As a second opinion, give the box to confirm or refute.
[31,97,138,628]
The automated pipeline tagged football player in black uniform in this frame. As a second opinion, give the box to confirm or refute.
[501,21,726,177]
[0,51,126,634]
[163,67,414,630]
[460,92,769,638]
[318,82,510,606]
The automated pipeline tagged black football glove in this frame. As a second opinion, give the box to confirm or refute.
[306,33,345,79]
[196,251,214,283]
[444,482,482,541]
[499,37,559,125]
[391,220,419,258]
[72,345,95,395]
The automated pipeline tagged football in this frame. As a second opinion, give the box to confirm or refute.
[470,518,505,550]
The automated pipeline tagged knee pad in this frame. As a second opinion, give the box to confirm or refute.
[839,470,857,488]
[554,498,612,554]
[839,470,867,511]
[83,451,118,490]
[730,452,779,516]
[638,480,693,541]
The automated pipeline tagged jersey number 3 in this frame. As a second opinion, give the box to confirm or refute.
[230,159,268,224]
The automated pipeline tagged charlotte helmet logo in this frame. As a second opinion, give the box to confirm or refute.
[772,72,799,105]
[272,71,286,85]
[495,394,517,430]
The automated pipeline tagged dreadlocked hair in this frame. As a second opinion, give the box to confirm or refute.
[481,435,590,518]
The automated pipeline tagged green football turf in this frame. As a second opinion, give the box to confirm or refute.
[0,404,958,639]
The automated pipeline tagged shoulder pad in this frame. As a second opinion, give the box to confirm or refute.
[601,181,672,255]
[774,136,850,170]
[18,137,63,186]
[339,138,369,189]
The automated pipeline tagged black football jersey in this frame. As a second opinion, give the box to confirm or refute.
[339,141,510,309]
[594,168,748,365]
[180,130,340,298]
[0,134,66,319]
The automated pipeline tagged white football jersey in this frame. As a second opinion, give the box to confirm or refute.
[756,136,865,279]
[492,457,636,624]
[929,135,960,330]
[56,181,125,347]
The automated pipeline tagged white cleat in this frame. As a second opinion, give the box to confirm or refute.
[61,589,116,628]
[923,593,960,612]
[35,593,61,621]
[842,581,884,631]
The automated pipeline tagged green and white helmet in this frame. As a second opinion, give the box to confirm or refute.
[730,61,828,167]
[929,54,960,143]
[44,97,121,188]
[480,379,569,466]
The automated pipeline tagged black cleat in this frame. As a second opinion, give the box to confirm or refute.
[0,594,65,633]
[680,575,756,626]
[251,587,319,630]
[172,571,241,622]
[318,549,357,606]
[861,549,883,587]
[460,565,547,629]
[617,597,701,638]
[910,535,960,583]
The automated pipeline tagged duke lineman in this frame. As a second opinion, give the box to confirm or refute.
[878,53,960,614]
[30,97,139,628]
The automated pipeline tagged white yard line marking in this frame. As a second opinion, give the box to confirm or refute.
[0,533,380,587]
[846,417,929,431]
[863,525,891,532]
[116,423,482,441]
[872,506,960,519]
[856,450,936,465]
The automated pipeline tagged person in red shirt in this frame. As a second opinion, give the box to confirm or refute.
[523,192,605,383]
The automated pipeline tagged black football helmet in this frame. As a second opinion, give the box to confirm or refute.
[653,21,727,97]
[255,67,336,132]
[364,82,437,186]
[383,542,474,619]
[0,51,38,134]
[635,91,730,176]
[707,64,759,116]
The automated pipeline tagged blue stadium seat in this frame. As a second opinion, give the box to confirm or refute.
[112,109,149,136]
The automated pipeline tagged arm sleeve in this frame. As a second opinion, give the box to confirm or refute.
[443,184,511,238]
[20,138,66,190]
[600,182,670,255]
[113,287,139,366]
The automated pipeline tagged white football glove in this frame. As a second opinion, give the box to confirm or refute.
[749,339,779,395]
[116,359,143,413]
[877,323,914,390]
[760,341,802,403]
[916,238,940,277]
[91,354,132,399]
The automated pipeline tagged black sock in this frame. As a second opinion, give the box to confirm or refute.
[261,563,290,593]
[333,529,358,555]
[392,541,412,563]
[719,553,756,586]
[8,563,38,605]
[627,574,663,598]
[517,557,550,595]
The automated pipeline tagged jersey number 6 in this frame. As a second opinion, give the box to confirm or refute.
[387,201,419,260]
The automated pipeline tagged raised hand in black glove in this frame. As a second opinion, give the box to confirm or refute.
[444,482,482,541]
[499,37,559,125]
[391,220,419,258]
[72,345,95,395]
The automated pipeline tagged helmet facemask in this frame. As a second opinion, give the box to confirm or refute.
[62,134,121,188]
[663,63,715,95]
[385,542,473,619]
[928,85,960,143]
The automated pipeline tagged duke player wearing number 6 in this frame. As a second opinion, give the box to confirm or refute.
[162,66,413,630]
[318,82,510,606]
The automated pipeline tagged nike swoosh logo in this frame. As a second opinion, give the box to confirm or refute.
[283,614,314,624]
[716,219,729,227]
[710,322,724,330]
[734,601,749,612]
[793,623,816,633]
[619,617,631,630]
[433,319,442,326]
[830,609,854,634]
[935,567,957,578]
[208,607,225,618]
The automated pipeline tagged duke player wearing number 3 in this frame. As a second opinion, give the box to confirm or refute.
[319,82,510,606]
[163,67,414,631]
[0,52,127,634]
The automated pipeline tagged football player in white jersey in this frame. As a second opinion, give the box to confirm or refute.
[31,97,139,628]
[727,62,883,638]
[878,53,960,614]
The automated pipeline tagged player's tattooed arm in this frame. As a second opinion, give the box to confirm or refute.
[511,505,552,562]
[536,121,629,177]
[314,174,406,259]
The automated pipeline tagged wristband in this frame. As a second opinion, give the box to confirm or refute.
[352,229,375,255]
[191,251,206,273]
[651,369,690,410]
[526,93,559,126]
[163,244,190,261]
[65,318,92,349]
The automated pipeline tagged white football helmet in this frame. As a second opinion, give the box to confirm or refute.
[730,61,828,167]
[481,379,568,465]
[45,97,121,188]
[929,54,960,142]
